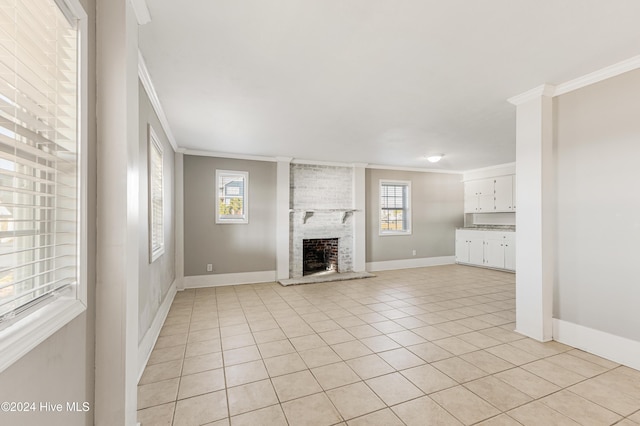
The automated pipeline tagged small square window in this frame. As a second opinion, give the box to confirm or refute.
[216,170,248,224]
[379,180,411,235]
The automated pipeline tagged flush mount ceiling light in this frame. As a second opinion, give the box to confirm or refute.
[426,154,444,163]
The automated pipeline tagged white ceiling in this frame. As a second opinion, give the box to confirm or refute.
[139,0,640,171]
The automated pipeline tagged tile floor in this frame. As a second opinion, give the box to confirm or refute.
[137,265,640,425]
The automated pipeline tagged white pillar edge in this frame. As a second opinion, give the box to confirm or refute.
[511,87,555,342]
[276,157,292,280]
[175,152,185,290]
[95,1,140,424]
[352,163,367,272]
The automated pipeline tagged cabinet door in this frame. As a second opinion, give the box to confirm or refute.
[476,179,494,196]
[494,176,513,212]
[477,194,494,212]
[464,195,478,213]
[504,236,516,270]
[512,175,517,211]
[455,236,470,263]
[468,237,485,265]
[484,239,505,268]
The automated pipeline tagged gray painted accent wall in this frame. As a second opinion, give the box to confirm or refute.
[184,156,277,275]
[554,69,640,341]
[138,81,176,344]
[365,169,464,262]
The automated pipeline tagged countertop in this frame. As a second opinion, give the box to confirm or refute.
[457,226,516,232]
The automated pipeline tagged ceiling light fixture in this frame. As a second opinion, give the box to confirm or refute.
[426,154,444,163]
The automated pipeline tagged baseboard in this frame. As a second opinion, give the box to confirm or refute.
[552,319,640,371]
[366,256,455,272]
[184,270,277,288]
[137,280,177,382]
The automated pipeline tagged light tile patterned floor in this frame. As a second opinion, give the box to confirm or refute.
[137,265,640,425]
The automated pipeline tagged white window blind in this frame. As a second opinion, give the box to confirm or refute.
[0,0,79,320]
[380,180,411,234]
[148,127,164,261]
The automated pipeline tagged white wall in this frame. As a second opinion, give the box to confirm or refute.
[554,69,640,342]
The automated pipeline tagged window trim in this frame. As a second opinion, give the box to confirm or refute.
[0,0,88,374]
[148,126,165,262]
[215,170,249,224]
[379,179,412,236]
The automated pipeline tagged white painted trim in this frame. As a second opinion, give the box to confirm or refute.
[462,162,516,177]
[130,0,151,25]
[292,158,357,167]
[367,163,463,174]
[184,271,277,288]
[183,149,277,162]
[0,298,85,373]
[138,51,178,151]
[366,256,455,272]
[276,159,291,280]
[554,55,640,96]
[552,319,640,371]
[137,280,177,382]
[508,84,556,106]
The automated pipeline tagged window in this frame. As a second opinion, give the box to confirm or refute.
[380,180,411,235]
[148,126,164,261]
[0,0,87,372]
[216,170,248,224]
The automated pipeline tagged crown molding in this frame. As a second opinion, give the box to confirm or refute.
[463,162,516,175]
[367,164,464,174]
[138,51,178,151]
[275,156,293,163]
[183,149,278,162]
[554,55,640,96]
[507,84,556,106]
[131,0,151,25]
[291,158,355,167]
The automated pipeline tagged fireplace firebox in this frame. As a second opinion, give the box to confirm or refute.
[302,238,339,276]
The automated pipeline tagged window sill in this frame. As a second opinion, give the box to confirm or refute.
[379,231,413,236]
[0,297,86,373]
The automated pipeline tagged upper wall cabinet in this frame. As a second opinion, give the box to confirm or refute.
[464,175,515,213]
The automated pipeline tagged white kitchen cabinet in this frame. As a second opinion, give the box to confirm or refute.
[482,232,515,270]
[455,229,515,271]
[493,176,514,212]
[464,175,516,213]
[455,230,485,265]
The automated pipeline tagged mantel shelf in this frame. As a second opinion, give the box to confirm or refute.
[289,209,359,224]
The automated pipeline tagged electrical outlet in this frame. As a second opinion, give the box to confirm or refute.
[206,264,213,272]
[412,249,416,256]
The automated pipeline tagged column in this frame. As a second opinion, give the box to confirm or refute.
[509,85,555,342]
[95,0,140,423]
[276,157,292,280]
[352,163,367,272]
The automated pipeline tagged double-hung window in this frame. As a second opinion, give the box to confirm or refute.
[0,0,87,372]
[148,126,164,261]
[216,170,248,224]
[379,180,411,235]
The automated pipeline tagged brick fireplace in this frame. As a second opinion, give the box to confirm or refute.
[289,164,354,278]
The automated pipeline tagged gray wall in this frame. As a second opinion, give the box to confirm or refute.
[0,0,96,423]
[184,156,277,275]
[138,81,176,344]
[554,69,640,341]
[366,169,464,262]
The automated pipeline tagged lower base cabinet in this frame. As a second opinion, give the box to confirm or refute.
[455,229,515,272]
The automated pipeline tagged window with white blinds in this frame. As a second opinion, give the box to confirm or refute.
[148,126,164,262]
[379,180,411,235]
[0,0,80,320]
